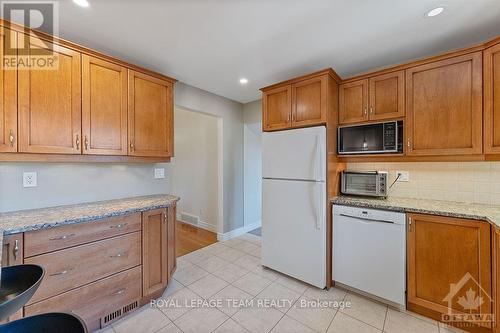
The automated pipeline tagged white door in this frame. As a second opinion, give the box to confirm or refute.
[262,126,325,181]
[262,178,326,288]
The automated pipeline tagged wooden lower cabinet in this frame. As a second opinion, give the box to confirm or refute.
[167,205,177,278]
[407,213,492,332]
[1,233,24,323]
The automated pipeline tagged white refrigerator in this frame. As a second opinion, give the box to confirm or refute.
[262,126,326,289]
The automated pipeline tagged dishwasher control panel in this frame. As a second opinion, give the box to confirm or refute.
[333,204,406,225]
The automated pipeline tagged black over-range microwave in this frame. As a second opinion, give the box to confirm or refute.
[338,121,403,155]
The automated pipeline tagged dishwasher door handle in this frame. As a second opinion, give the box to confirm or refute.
[338,213,396,225]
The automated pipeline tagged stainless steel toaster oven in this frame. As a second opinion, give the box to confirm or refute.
[341,171,388,197]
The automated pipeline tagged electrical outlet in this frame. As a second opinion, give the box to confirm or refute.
[23,172,37,187]
[154,168,165,179]
[396,171,409,182]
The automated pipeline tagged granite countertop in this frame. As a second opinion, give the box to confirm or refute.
[0,194,180,235]
[332,196,500,228]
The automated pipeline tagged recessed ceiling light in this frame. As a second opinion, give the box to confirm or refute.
[239,78,248,85]
[73,0,89,8]
[426,6,444,17]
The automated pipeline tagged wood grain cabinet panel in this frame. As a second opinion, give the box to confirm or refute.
[407,213,492,330]
[167,205,176,278]
[368,71,405,121]
[128,70,173,157]
[405,53,483,156]
[142,208,168,297]
[1,233,23,322]
[262,85,292,131]
[485,43,500,154]
[291,76,327,127]
[493,227,500,333]
[18,34,81,154]
[0,27,17,153]
[82,55,127,155]
[339,79,368,125]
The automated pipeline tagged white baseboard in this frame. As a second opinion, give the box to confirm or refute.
[217,220,261,241]
[177,214,218,233]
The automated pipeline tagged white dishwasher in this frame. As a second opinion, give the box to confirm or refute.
[333,204,406,306]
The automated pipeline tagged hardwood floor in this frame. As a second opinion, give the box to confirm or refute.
[176,221,218,256]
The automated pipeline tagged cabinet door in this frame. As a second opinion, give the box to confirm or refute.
[82,55,127,155]
[142,208,168,297]
[0,27,17,153]
[338,79,368,125]
[18,35,81,154]
[128,70,173,157]
[368,71,404,121]
[262,85,291,131]
[167,205,176,278]
[407,214,491,327]
[485,43,500,154]
[1,234,24,322]
[494,227,500,333]
[291,76,326,127]
[406,53,483,156]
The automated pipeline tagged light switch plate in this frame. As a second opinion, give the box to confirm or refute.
[396,171,409,182]
[154,168,165,179]
[23,172,37,187]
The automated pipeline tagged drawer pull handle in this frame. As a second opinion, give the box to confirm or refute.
[50,269,70,276]
[110,252,127,258]
[49,233,76,241]
[109,223,128,229]
[109,288,126,297]
[13,239,19,260]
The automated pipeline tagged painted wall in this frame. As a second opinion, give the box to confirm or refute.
[169,108,220,232]
[243,100,262,227]
[0,163,169,212]
[347,162,500,205]
[174,82,244,233]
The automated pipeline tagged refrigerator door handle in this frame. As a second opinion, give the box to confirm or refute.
[314,133,321,181]
[315,182,323,230]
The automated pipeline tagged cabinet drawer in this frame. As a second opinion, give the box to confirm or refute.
[25,232,141,304]
[25,266,142,332]
[25,213,141,257]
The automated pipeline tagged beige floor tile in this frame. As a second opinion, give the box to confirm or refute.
[270,315,316,333]
[212,262,250,283]
[303,286,347,302]
[238,233,262,245]
[255,282,301,313]
[222,238,246,248]
[159,288,203,321]
[232,306,284,333]
[327,312,381,333]
[213,318,250,333]
[210,285,253,316]
[252,266,282,281]
[188,274,228,299]
[162,278,184,298]
[275,274,309,294]
[204,243,232,255]
[156,323,183,333]
[181,249,213,265]
[173,264,209,285]
[215,248,247,262]
[196,255,230,273]
[340,293,387,330]
[234,254,262,271]
[233,272,272,296]
[174,307,228,333]
[438,323,469,333]
[112,306,170,333]
[233,241,260,255]
[384,308,439,333]
[175,257,193,271]
[286,296,337,333]
[95,326,115,333]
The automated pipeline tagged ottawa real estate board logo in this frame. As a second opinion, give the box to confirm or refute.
[1,1,59,70]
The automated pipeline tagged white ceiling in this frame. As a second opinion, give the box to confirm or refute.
[20,0,500,103]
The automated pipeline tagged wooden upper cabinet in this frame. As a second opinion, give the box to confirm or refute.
[142,208,168,297]
[128,70,173,157]
[0,27,17,153]
[82,55,127,155]
[407,214,492,329]
[406,53,483,156]
[368,71,405,121]
[18,34,81,154]
[484,42,500,154]
[262,85,291,131]
[291,76,327,127]
[339,79,368,125]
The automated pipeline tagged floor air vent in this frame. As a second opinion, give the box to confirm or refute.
[101,300,139,328]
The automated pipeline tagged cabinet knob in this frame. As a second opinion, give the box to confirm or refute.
[13,239,19,260]
[407,138,411,150]
[8,129,14,147]
[76,135,80,150]
[130,141,134,150]
[84,135,89,150]
[364,107,367,116]
[370,107,374,115]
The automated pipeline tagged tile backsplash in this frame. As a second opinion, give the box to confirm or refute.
[346,162,500,205]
